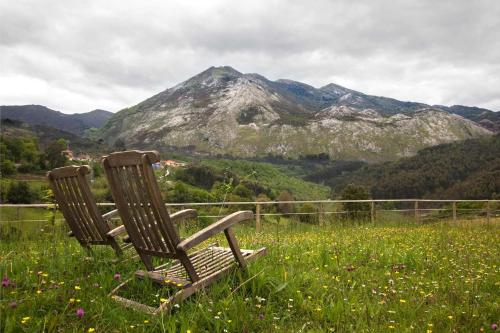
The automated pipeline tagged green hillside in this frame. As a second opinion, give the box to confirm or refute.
[200,159,330,200]
[314,134,500,199]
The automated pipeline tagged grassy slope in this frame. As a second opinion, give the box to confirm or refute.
[200,159,330,200]
[0,218,498,332]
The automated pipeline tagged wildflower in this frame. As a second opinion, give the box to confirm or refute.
[448,315,453,320]
[9,301,17,309]
[75,285,81,290]
[2,277,10,287]
[36,290,42,294]
[160,298,168,303]
[76,308,85,318]
[399,299,406,303]
[21,317,30,324]
[113,273,121,281]
[69,298,75,303]
[144,320,149,324]
[88,328,95,332]
[492,323,498,330]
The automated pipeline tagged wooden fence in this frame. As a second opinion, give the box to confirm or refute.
[1,199,498,232]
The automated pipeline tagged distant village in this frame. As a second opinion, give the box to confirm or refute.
[61,147,187,169]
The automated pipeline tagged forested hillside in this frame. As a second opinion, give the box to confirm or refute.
[316,134,500,199]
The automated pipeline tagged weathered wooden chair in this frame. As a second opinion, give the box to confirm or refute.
[102,150,266,314]
[47,165,130,256]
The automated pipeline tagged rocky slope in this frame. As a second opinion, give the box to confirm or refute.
[99,66,492,161]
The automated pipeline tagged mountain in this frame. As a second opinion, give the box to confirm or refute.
[98,66,493,161]
[0,118,106,154]
[0,105,113,136]
[312,133,500,199]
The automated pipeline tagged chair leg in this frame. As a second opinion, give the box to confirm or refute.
[177,251,200,282]
[224,227,246,268]
[110,239,123,257]
[139,253,154,271]
[83,244,93,256]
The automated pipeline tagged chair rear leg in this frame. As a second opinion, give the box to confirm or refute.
[109,239,123,257]
[139,253,154,271]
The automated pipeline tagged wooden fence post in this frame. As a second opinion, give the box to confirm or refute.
[486,201,491,224]
[415,200,420,224]
[452,201,457,222]
[319,203,325,226]
[370,201,376,224]
[256,203,261,233]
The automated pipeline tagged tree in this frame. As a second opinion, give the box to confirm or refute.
[44,139,68,169]
[7,181,35,204]
[277,190,294,216]
[340,184,371,220]
[0,159,16,176]
[114,138,126,151]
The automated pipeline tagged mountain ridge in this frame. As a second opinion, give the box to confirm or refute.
[98,66,493,162]
[0,105,113,136]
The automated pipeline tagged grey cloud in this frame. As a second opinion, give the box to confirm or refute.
[0,0,499,113]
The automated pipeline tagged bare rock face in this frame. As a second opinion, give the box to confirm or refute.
[99,66,492,162]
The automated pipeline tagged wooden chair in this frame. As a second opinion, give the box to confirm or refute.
[47,165,130,256]
[102,150,266,314]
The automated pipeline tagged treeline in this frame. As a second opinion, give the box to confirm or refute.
[323,134,500,199]
[1,136,70,204]
[0,136,68,175]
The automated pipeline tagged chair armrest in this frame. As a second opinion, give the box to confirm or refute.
[170,209,197,225]
[177,211,253,251]
[107,225,127,238]
[102,209,120,221]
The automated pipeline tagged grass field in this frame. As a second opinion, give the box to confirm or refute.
[0,216,499,332]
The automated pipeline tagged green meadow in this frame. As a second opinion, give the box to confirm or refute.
[1,213,499,333]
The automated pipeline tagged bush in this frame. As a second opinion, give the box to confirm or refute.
[277,191,294,216]
[6,181,36,204]
[0,159,16,176]
[340,184,371,220]
[232,184,254,199]
[298,203,318,224]
[170,182,214,203]
[17,162,36,173]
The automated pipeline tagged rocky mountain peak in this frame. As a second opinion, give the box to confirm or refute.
[98,66,494,161]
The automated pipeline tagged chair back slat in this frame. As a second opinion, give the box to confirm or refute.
[47,166,109,243]
[102,151,179,257]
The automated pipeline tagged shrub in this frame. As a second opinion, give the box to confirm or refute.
[0,159,16,176]
[277,190,294,216]
[298,203,319,224]
[17,163,36,173]
[340,184,371,220]
[6,181,36,204]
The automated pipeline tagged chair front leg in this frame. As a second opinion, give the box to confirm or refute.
[224,227,246,268]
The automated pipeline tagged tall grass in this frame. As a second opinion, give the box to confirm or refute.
[1,216,498,332]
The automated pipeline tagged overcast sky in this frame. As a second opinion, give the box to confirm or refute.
[1,0,499,114]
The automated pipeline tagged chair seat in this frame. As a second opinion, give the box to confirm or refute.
[135,246,257,287]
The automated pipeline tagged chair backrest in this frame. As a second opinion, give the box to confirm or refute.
[47,165,109,244]
[101,150,180,258]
